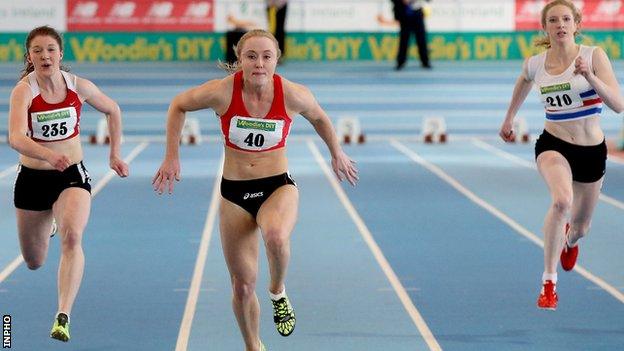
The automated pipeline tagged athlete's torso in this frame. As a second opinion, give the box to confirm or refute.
[527,45,603,145]
[20,71,84,169]
[219,71,292,179]
[529,45,602,122]
[28,71,82,142]
[220,71,292,152]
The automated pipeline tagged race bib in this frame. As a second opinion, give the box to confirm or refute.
[228,116,284,151]
[30,106,78,141]
[539,82,583,111]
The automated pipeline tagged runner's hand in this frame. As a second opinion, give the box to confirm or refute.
[499,120,515,142]
[152,158,181,194]
[332,151,359,186]
[110,155,129,177]
[47,151,71,171]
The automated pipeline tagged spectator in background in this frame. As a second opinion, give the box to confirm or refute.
[225,14,258,64]
[267,0,288,62]
[391,0,431,70]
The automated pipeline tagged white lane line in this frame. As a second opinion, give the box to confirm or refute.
[308,140,442,351]
[607,153,624,165]
[0,164,18,179]
[175,157,223,351]
[392,139,624,304]
[91,142,149,194]
[0,142,149,284]
[0,258,23,286]
[471,138,624,212]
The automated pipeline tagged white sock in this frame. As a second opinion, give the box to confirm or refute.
[269,288,286,301]
[542,272,557,284]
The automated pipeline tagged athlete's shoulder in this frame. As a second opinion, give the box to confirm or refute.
[61,70,78,80]
[280,77,314,112]
[524,51,546,81]
[176,75,233,113]
[73,74,102,101]
[528,50,546,63]
[201,75,233,102]
[581,44,599,51]
[220,73,236,90]
[10,78,33,101]
[13,76,31,90]
[585,44,607,59]
[280,77,311,98]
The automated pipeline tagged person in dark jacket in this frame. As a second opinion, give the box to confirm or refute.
[391,0,431,70]
[267,0,288,62]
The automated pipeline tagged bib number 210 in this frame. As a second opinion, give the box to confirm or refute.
[244,133,265,147]
[546,94,573,108]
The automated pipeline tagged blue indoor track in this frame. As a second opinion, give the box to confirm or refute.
[1,61,623,350]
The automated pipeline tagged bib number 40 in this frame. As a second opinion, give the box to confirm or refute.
[42,122,68,137]
[244,133,265,147]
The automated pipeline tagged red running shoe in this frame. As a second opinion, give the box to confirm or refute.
[537,280,558,310]
[560,223,579,271]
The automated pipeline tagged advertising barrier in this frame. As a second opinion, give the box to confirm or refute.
[516,0,624,30]
[0,1,622,62]
[1,31,621,63]
[67,0,215,32]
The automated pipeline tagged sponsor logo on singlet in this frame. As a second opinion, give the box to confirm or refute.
[229,116,285,151]
[236,119,277,132]
[35,109,72,123]
[540,83,571,94]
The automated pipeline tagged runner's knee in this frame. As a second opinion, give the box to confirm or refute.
[551,196,572,218]
[59,226,83,251]
[24,255,45,270]
[263,228,289,252]
[232,277,257,302]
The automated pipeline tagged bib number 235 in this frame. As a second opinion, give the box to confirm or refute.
[42,122,68,137]
[244,132,265,147]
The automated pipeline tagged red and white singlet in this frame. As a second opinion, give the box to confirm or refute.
[219,71,292,152]
[27,71,82,142]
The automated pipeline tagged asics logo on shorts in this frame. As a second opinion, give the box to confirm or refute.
[243,192,264,200]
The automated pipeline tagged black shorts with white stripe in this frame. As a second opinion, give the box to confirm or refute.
[14,161,91,211]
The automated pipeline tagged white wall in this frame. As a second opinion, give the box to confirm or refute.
[0,0,66,32]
